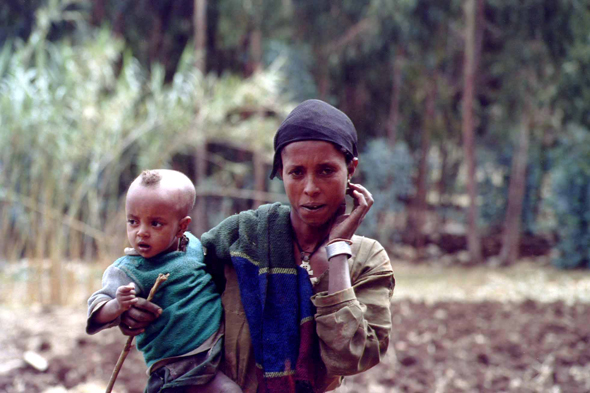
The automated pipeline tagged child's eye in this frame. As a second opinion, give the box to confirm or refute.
[127,219,136,225]
[152,221,162,227]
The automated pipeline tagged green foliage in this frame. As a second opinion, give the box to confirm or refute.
[477,142,548,234]
[0,0,52,45]
[521,145,550,234]
[358,139,414,243]
[263,40,318,102]
[0,1,290,261]
[477,146,510,229]
[6,0,590,266]
[556,3,590,126]
[549,125,590,269]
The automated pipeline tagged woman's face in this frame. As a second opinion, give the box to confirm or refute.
[281,140,356,228]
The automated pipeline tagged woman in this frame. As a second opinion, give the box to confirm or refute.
[122,99,395,392]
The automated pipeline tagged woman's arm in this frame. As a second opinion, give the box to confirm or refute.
[200,214,240,293]
[119,219,241,336]
[326,182,373,295]
[312,238,394,376]
[118,298,162,336]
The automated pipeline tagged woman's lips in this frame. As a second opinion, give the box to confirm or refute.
[301,204,326,212]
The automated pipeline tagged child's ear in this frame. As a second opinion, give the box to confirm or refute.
[177,216,192,236]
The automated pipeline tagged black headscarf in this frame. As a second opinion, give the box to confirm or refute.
[270,99,358,179]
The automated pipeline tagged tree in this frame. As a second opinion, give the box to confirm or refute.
[484,0,574,264]
[194,0,207,73]
[498,106,531,264]
[461,0,483,264]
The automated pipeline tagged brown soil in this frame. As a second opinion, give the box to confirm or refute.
[1,300,589,392]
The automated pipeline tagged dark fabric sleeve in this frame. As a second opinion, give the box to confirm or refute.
[200,213,241,294]
[311,238,394,376]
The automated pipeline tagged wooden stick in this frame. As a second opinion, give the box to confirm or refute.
[105,273,170,393]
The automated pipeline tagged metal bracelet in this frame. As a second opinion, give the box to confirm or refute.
[327,237,353,246]
[325,241,352,260]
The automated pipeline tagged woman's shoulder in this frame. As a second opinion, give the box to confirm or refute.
[350,235,387,255]
[201,203,290,250]
[350,235,392,273]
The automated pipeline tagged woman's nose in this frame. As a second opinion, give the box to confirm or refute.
[303,176,320,196]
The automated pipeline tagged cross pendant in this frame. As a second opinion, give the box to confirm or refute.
[301,260,314,277]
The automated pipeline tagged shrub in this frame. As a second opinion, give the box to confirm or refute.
[549,125,590,269]
[358,139,414,245]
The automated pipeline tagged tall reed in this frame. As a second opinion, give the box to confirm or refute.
[0,0,290,304]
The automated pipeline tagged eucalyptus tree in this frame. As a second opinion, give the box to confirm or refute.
[358,0,465,253]
[462,0,484,264]
[480,0,574,265]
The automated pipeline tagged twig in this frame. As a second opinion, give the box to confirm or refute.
[105,273,170,393]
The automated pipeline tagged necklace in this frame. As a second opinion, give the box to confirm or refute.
[293,233,329,283]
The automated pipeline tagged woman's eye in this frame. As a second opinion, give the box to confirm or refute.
[290,169,303,177]
[320,167,335,175]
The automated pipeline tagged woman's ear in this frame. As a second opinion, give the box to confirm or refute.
[347,158,359,180]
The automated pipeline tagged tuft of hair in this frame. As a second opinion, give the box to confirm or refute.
[141,170,162,186]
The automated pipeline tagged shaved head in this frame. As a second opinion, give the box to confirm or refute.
[128,169,196,218]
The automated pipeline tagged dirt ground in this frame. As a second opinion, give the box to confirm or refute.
[2,298,590,393]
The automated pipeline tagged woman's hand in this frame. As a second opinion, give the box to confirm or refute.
[329,182,374,241]
[119,298,162,336]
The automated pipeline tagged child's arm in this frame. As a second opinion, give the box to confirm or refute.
[91,283,137,324]
[87,264,142,335]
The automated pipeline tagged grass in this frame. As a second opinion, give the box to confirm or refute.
[390,258,590,304]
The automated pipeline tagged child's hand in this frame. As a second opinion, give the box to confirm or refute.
[116,283,137,312]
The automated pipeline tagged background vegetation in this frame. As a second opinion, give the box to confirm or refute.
[3,0,590,306]
[5,2,590,393]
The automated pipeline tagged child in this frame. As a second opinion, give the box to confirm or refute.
[86,169,241,393]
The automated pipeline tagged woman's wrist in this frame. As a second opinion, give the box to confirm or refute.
[326,240,352,260]
[327,237,353,245]
[326,254,352,294]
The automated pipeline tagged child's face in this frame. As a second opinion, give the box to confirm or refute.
[125,186,184,259]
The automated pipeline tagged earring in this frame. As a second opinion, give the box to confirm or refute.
[178,234,189,252]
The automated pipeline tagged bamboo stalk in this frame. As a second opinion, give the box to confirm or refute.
[0,191,107,243]
[105,273,169,393]
[51,168,70,305]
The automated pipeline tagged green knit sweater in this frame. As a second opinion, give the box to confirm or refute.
[113,233,222,367]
